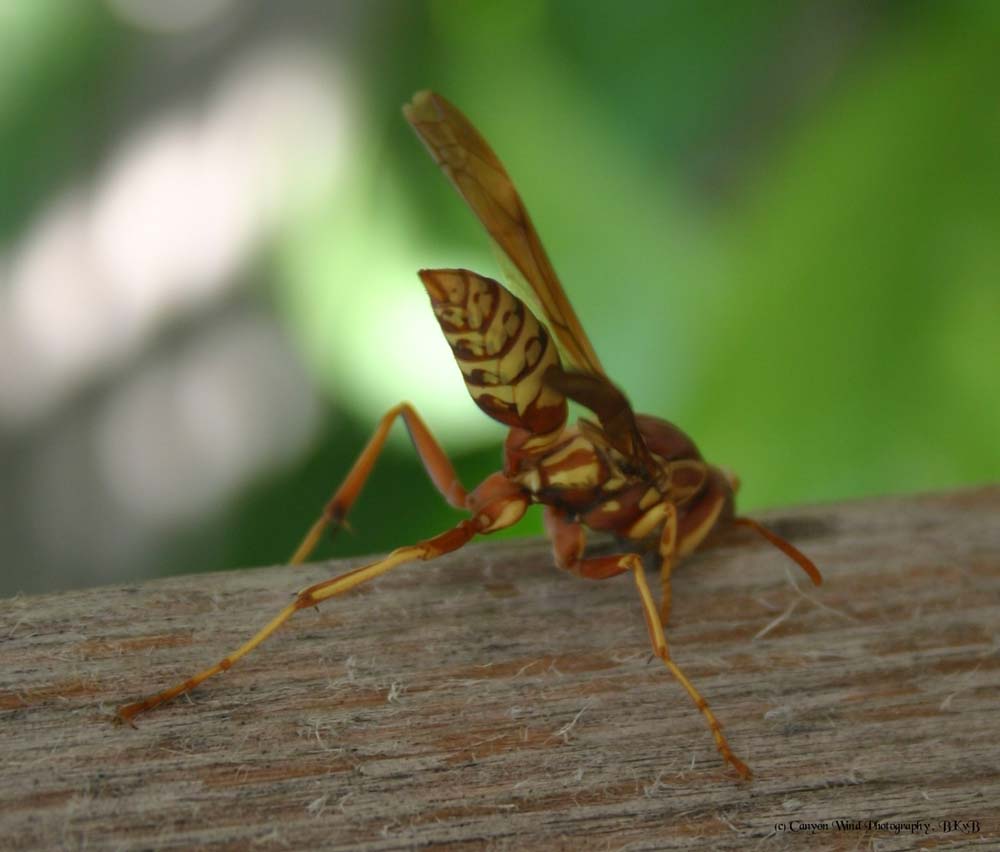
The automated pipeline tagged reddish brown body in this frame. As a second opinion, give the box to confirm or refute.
[420,266,739,581]
[117,91,821,782]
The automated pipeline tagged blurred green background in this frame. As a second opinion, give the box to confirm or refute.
[2,0,998,596]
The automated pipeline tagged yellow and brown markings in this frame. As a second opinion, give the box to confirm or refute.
[602,475,625,490]
[676,468,731,557]
[582,481,659,532]
[638,486,661,511]
[668,459,708,503]
[510,417,717,544]
[508,423,665,531]
[625,501,669,540]
[502,423,573,480]
[514,431,617,514]
[420,269,566,435]
[538,435,602,490]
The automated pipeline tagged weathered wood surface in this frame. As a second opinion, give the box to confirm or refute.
[1,487,998,851]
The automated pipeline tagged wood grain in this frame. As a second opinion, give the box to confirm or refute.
[2,487,998,850]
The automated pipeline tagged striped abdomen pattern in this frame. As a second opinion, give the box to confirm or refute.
[419,268,567,435]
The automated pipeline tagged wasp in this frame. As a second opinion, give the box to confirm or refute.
[118,91,821,779]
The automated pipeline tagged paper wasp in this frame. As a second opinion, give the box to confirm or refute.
[118,91,822,780]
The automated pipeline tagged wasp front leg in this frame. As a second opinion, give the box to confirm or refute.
[542,506,751,779]
[630,564,752,780]
[654,468,733,627]
[548,501,679,623]
[658,500,678,627]
[291,403,469,564]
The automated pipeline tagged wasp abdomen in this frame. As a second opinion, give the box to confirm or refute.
[420,269,567,435]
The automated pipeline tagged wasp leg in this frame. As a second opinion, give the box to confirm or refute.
[541,511,751,780]
[675,469,730,560]
[542,506,586,572]
[630,561,752,780]
[291,403,469,564]
[653,468,734,627]
[547,498,681,627]
[542,508,636,580]
[732,516,822,586]
[658,501,678,627]
[119,479,529,724]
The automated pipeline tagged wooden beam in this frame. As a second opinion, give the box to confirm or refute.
[1,487,997,848]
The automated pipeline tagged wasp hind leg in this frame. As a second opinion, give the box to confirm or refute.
[291,403,470,564]
[119,476,528,724]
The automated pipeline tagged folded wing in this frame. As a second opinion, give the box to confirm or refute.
[404,90,605,378]
[405,91,655,476]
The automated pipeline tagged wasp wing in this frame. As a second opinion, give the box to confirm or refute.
[405,90,657,473]
[543,366,658,480]
[404,90,605,378]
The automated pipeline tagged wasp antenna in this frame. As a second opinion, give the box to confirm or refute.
[733,517,822,586]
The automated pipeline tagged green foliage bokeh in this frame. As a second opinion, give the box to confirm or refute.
[1,1,997,591]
